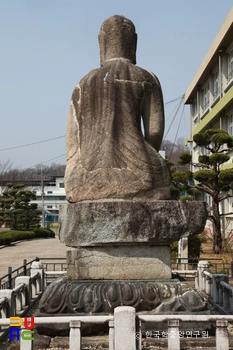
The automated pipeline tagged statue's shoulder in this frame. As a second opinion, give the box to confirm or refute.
[132,65,161,88]
[78,67,101,84]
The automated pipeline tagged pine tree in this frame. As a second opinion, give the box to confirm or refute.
[0,183,41,230]
[173,129,233,253]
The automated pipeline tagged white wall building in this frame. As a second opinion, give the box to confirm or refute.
[30,176,67,223]
[184,7,233,234]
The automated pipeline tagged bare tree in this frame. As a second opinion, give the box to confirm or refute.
[0,160,23,187]
[161,137,190,170]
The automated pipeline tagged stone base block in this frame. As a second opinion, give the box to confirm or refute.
[66,245,171,280]
[59,200,208,247]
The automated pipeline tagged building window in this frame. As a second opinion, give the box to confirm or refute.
[47,191,53,194]
[213,70,220,100]
[228,48,233,82]
[205,194,212,206]
[191,99,197,117]
[36,195,66,201]
[201,146,209,156]
[47,205,53,209]
[228,114,233,136]
[202,82,210,111]
[59,183,64,188]
[228,195,233,212]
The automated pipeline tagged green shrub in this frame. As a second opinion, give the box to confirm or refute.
[0,230,36,245]
[180,195,193,201]
[33,228,55,238]
[216,269,229,275]
[0,233,12,245]
[0,228,55,246]
[189,234,202,259]
[170,241,179,258]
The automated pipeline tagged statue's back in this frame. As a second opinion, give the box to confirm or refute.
[64,15,171,202]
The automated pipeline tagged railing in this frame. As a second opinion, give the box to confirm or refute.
[172,269,197,281]
[1,259,233,348]
[0,260,43,341]
[0,297,7,318]
[196,261,233,315]
[0,274,42,318]
[1,259,232,321]
[44,270,66,287]
[138,314,233,350]
[0,307,233,350]
[0,258,66,289]
[0,259,35,289]
[171,257,232,275]
[40,258,66,286]
[2,257,231,290]
[13,282,27,313]
[40,257,66,272]
[196,260,233,316]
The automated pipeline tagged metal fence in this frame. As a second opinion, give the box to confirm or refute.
[1,257,232,290]
[0,258,66,289]
[171,257,232,276]
[0,259,35,290]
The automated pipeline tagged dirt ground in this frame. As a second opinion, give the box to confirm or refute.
[200,239,233,263]
[199,237,233,285]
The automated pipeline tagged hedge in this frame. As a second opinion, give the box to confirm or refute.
[33,228,55,238]
[0,228,55,245]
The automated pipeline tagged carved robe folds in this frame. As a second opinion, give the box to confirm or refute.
[65,59,171,202]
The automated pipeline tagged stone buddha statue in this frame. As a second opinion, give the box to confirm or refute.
[64,15,171,202]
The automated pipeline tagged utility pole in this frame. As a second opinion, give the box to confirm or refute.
[41,162,45,228]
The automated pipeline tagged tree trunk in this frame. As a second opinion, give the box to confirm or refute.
[212,197,222,253]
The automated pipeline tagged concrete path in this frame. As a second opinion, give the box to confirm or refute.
[0,237,66,277]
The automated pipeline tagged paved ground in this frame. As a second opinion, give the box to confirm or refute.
[0,237,66,277]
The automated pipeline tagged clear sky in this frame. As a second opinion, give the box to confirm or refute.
[0,1,232,169]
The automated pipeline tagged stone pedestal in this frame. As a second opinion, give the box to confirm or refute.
[37,200,209,335]
[59,200,208,281]
[66,245,171,280]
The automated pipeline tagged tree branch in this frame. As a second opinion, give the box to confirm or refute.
[219,194,233,202]
[220,212,233,217]
[219,147,233,153]
[190,161,211,169]
[207,215,214,222]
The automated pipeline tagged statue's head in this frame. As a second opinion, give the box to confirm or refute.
[98,15,137,66]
